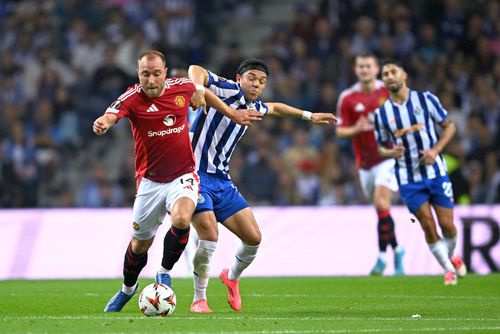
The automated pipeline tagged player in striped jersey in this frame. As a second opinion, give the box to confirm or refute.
[187,59,336,313]
[94,50,261,312]
[374,60,467,285]
[336,53,404,276]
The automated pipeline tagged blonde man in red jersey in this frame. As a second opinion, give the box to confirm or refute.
[336,53,405,276]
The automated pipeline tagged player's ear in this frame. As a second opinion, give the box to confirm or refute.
[235,74,241,83]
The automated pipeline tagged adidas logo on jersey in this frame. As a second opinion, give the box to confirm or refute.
[354,103,365,112]
[147,104,159,112]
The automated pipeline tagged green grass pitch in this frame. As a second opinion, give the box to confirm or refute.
[1,275,499,333]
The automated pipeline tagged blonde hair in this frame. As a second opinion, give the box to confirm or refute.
[137,50,166,68]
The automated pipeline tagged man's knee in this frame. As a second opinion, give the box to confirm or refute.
[192,213,219,241]
[440,219,457,236]
[373,194,390,211]
[131,236,153,254]
[418,217,438,240]
[243,230,261,246]
[197,225,218,242]
[171,209,193,229]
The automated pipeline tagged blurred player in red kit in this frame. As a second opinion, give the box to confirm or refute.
[336,53,405,276]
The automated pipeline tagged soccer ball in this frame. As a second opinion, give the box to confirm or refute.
[138,283,176,317]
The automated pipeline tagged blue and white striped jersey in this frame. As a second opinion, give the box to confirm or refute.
[374,90,449,185]
[190,70,269,179]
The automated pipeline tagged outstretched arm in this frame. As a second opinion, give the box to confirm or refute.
[266,102,336,125]
[93,113,117,135]
[204,89,262,126]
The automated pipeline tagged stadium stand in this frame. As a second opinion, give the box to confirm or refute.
[0,0,499,207]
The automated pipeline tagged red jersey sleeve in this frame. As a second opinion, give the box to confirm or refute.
[104,85,140,121]
[336,91,353,127]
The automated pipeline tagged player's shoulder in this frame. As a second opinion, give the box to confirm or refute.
[337,83,360,107]
[116,84,142,103]
[166,77,194,89]
[253,99,269,113]
[207,70,239,89]
[375,97,392,113]
[340,82,361,97]
[421,90,439,99]
[374,80,389,94]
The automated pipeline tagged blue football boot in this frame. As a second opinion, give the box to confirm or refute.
[155,272,172,288]
[370,257,387,276]
[394,247,405,276]
[104,284,138,312]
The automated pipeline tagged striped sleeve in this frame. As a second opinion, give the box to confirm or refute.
[206,70,240,98]
[335,89,351,127]
[424,91,448,123]
[256,100,270,116]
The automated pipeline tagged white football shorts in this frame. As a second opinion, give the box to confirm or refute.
[359,159,398,201]
[131,172,200,240]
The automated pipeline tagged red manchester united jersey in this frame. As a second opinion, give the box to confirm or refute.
[337,80,389,170]
[105,78,196,184]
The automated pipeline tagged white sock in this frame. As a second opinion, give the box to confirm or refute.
[428,240,454,272]
[443,235,457,258]
[156,266,171,275]
[121,282,137,295]
[193,240,217,302]
[229,242,259,280]
[378,252,387,262]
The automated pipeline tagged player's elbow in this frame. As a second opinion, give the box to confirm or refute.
[188,65,208,81]
[448,121,457,137]
[188,64,203,73]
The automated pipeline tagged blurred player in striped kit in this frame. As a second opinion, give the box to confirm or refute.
[336,53,405,276]
[374,60,467,285]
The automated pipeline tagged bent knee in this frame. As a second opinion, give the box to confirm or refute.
[131,237,153,254]
[243,231,261,246]
[193,218,219,241]
[374,202,390,212]
[440,221,457,236]
[171,211,192,227]
[197,227,218,242]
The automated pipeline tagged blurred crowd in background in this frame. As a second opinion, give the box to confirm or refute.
[0,0,499,208]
